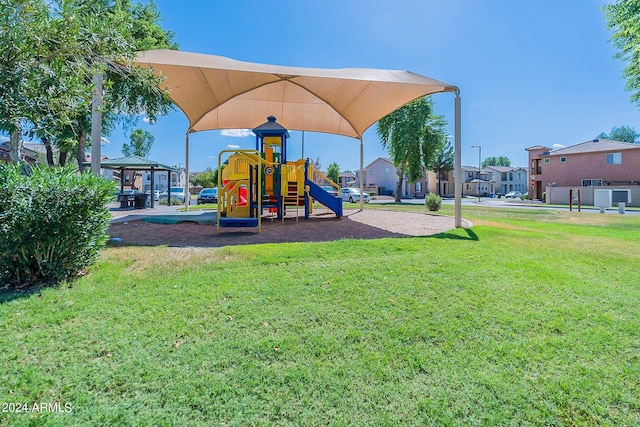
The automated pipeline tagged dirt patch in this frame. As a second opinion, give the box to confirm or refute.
[107,209,461,248]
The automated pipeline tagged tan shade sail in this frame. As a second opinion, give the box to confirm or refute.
[134,50,458,138]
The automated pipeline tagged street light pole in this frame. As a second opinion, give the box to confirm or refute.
[471,145,481,203]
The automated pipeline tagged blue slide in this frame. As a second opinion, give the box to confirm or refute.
[306,180,343,217]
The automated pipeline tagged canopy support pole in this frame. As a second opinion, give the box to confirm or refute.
[454,92,462,228]
[185,132,190,212]
[359,136,364,211]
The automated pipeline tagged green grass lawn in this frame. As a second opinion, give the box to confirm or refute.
[1,205,639,426]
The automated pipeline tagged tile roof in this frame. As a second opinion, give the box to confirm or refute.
[364,157,393,169]
[525,145,551,151]
[484,166,521,173]
[0,141,38,163]
[549,139,640,155]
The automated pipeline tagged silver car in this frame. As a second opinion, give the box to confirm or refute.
[159,187,188,203]
[341,187,370,203]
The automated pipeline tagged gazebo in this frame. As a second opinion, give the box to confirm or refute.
[94,155,176,208]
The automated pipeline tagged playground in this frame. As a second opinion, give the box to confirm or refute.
[108,209,459,247]
[213,116,344,232]
[106,116,463,246]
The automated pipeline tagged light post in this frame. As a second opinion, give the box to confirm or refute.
[471,145,481,202]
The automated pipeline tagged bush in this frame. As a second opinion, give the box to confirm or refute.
[159,197,183,205]
[0,165,115,289]
[425,193,442,211]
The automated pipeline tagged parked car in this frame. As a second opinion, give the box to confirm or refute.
[321,185,339,197]
[145,190,161,201]
[159,187,188,203]
[341,187,370,203]
[504,191,522,199]
[197,187,218,204]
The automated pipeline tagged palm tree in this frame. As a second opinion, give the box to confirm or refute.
[432,140,455,195]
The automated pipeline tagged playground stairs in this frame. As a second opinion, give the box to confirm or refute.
[283,181,304,220]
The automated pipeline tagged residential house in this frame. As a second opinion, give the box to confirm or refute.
[460,166,494,197]
[526,138,640,205]
[364,158,395,195]
[431,169,455,196]
[338,171,357,188]
[484,166,528,195]
[84,154,115,181]
[139,167,187,194]
[0,141,38,164]
[364,157,428,197]
[22,142,49,162]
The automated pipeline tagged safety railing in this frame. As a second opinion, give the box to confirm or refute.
[312,169,341,192]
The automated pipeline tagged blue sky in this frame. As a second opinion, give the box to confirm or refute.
[8,0,639,172]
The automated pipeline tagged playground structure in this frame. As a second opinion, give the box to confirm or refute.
[217,116,343,232]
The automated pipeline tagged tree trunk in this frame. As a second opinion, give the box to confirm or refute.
[77,130,87,172]
[395,155,410,203]
[59,151,67,166]
[9,126,21,164]
[42,136,55,166]
[395,166,405,203]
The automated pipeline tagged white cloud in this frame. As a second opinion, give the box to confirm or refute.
[207,155,216,159]
[552,143,565,149]
[221,129,254,138]
[226,144,241,149]
[0,135,8,142]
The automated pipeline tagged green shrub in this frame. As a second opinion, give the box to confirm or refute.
[159,197,183,205]
[425,193,442,211]
[0,165,115,289]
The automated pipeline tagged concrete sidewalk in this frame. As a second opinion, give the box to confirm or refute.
[109,203,206,223]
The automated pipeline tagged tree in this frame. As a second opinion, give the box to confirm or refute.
[0,0,176,171]
[122,129,155,157]
[605,1,640,109]
[65,0,177,171]
[377,97,447,202]
[191,167,216,188]
[597,125,639,144]
[482,156,511,167]
[0,0,95,169]
[311,157,321,171]
[432,141,454,195]
[327,162,340,184]
[121,128,154,189]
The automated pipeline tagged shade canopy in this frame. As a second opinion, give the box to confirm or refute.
[95,155,176,171]
[134,50,458,139]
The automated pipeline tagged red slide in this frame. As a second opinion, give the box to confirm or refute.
[222,180,248,206]
[238,186,247,206]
